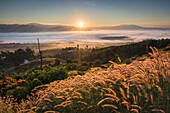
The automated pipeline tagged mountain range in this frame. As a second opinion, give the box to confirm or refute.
[0,23,170,32]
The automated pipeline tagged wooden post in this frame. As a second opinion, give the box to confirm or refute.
[37,38,43,69]
[77,44,80,64]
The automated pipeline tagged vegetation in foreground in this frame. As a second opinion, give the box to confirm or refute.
[0,47,169,113]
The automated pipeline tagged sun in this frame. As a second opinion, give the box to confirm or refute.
[78,21,84,28]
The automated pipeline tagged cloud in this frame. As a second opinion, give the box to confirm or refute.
[83,1,96,7]
[1,30,170,43]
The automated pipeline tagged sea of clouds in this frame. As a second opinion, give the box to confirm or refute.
[0,30,170,43]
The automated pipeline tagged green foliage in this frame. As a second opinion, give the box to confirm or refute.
[77,71,85,75]
[16,79,29,86]
[54,58,60,65]
[0,76,29,100]
[93,59,102,67]
[66,63,78,71]
[77,66,89,72]
[0,47,36,69]
[0,65,68,100]
[88,62,93,67]
[68,71,78,77]
[81,39,170,63]
[54,47,91,62]
[13,86,29,100]
[124,59,131,64]
[80,62,88,66]
[6,89,15,96]
[28,66,68,84]
[31,78,42,88]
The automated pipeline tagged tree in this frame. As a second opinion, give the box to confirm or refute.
[25,47,36,60]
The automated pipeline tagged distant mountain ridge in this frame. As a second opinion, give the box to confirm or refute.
[93,25,170,30]
[0,23,170,32]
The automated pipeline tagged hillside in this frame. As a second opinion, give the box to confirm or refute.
[6,58,56,74]
[1,39,169,75]
[0,47,169,113]
[0,39,169,113]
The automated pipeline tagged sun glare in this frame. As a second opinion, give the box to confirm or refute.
[78,21,84,27]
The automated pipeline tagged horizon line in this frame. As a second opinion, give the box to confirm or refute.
[0,22,170,28]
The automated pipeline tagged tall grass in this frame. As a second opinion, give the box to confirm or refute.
[0,47,169,113]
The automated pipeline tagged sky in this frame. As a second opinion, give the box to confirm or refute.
[0,0,170,27]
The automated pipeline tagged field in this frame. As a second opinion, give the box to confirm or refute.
[0,47,169,113]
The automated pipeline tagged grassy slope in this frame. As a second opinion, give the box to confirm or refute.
[6,58,56,74]
[0,47,169,113]
[6,44,170,76]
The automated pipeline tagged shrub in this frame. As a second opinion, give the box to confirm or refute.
[66,63,77,71]
[88,62,93,67]
[31,78,42,88]
[93,59,101,67]
[16,79,29,86]
[13,86,29,100]
[6,89,15,96]
[77,66,89,72]
[81,62,88,66]
[77,71,85,75]
[68,71,78,77]
[124,59,131,64]
[54,58,60,65]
